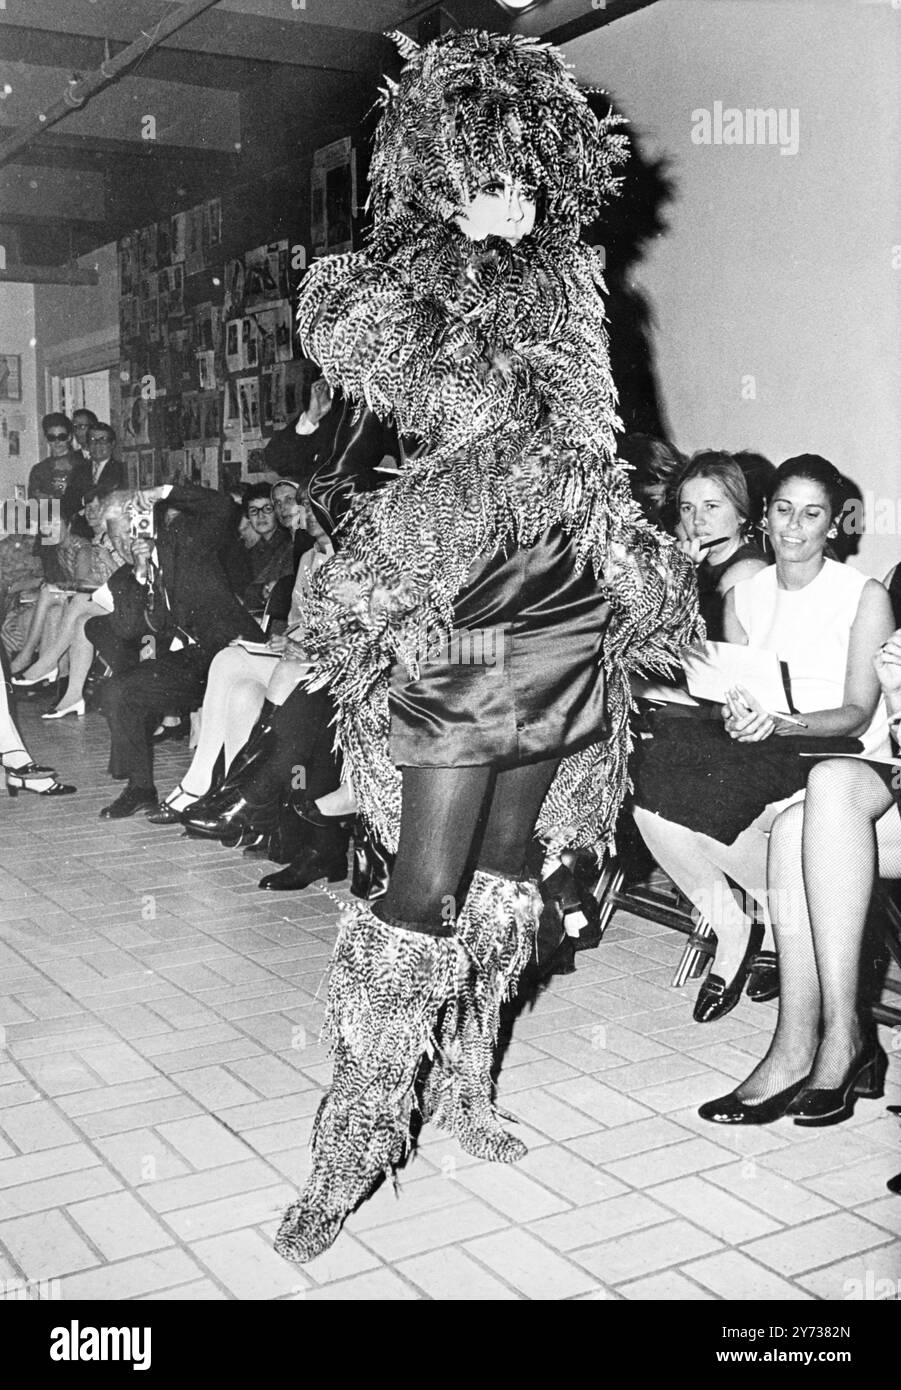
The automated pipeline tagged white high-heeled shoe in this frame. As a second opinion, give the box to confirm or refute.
[11,666,58,687]
[42,699,85,720]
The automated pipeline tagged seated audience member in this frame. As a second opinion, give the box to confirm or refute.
[632,455,894,1026]
[262,377,340,488]
[28,413,80,582]
[241,484,294,618]
[89,484,264,820]
[150,497,333,825]
[700,628,901,1126]
[617,433,685,529]
[0,675,74,798]
[70,407,98,464]
[11,490,120,717]
[675,451,769,641]
[0,530,43,653]
[63,422,126,535]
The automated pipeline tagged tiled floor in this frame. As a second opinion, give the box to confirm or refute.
[0,703,899,1301]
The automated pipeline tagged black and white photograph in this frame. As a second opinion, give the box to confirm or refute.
[0,0,898,1351]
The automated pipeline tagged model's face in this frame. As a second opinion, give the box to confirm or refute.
[454,174,537,244]
[678,476,743,545]
[247,498,277,539]
[766,477,833,566]
[45,425,72,458]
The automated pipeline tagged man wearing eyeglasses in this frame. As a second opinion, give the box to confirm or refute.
[240,483,293,618]
[63,422,126,536]
[27,414,82,581]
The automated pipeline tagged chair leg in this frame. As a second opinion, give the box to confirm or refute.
[673,917,716,988]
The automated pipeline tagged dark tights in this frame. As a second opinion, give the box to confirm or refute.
[375,758,559,935]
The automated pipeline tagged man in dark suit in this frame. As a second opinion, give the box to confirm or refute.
[262,378,341,488]
[63,422,126,533]
[91,483,264,819]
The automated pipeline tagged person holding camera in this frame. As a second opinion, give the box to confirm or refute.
[89,484,264,820]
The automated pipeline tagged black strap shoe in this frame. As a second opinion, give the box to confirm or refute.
[693,920,764,1023]
[746,949,779,1002]
[100,786,158,820]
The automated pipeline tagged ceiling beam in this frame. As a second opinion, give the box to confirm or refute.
[0,263,100,286]
[2,130,243,171]
[0,0,224,169]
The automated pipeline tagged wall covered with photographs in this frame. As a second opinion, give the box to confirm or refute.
[114,139,358,495]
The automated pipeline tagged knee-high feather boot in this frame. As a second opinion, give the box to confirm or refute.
[275,902,455,1264]
[426,870,542,1164]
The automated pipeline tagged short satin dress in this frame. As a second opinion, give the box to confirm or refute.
[309,398,611,771]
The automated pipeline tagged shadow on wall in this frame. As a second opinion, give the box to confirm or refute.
[584,92,677,443]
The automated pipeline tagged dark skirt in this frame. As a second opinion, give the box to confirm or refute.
[388,526,611,768]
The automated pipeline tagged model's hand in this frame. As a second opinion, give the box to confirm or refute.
[723,685,775,742]
[875,631,901,694]
[267,632,287,654]
[307,379,333,426]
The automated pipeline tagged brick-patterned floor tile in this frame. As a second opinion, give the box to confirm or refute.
[605,1135,739,1187]
[463,1229,597,1300]
[517,1147,628,1207]
[17,1053,101,1097]
[398,1247,521,1300]
[574,1219,722,1285]
[451,1164,569,1223]
[193,1228,312,1299]
[139,1159,285,1214]
[0,1144,101,1191]
[0,1100,81,1153]
[67,1191,175,1259]
[154,1115,257,1170]
[0,1209,100,1279]
[684,1249,813,1300]
[741,1212,893,1276]
[530,1191,673,1253]
[704,1162,840,1225]
[802,1153,901,1208]
[796,1241,901,1299]
[358,1198,508,1264]
[164,1184,295,1241]
[618,1269,715,1299]
[567,1115,693,1166]
[648,1175,781,1244]
[301,1268,421,1300]
[0,1166,122,1221]
[74,1095,202,1139]
[60,1248,204,1300]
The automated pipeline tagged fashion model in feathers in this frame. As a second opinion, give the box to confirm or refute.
[275,29,699,1263]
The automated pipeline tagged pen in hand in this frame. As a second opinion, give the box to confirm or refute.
[698,536,731,551]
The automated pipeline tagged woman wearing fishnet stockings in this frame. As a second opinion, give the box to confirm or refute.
[701,628,901,1126]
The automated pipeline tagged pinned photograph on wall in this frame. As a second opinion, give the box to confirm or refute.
[242,316,259,371]
[138,222,158,273]
[270,363,288,428]
[261,370,274,431]
[124,392,151,447]
[311,137,356,256]
[224,256,246,317]
[119,237,136,295]
[202,445,219,491]
[0,355,22,403]
[181,392,202,443]
[204,198,222,252]
[156,217,172,269]
[138,449,158,489]
[186,206,205,276]
[225,320,243,375]
[199,392,220,442]
[221,444,244,493]
[246,445,268,476]
[274,301,294,362]
[244,241,288,306]
[162,448,186,485]
[125,453,140,490]
[170,264,185,316]
[238,376,260,436]
[198,350,217,392]
[255,309,277,370]
[223,379,241,439]
[170,212,186,265]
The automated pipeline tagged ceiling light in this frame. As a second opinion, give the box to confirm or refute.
[494,0,547,12]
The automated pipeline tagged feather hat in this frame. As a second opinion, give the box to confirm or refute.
[369,29,628,237]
